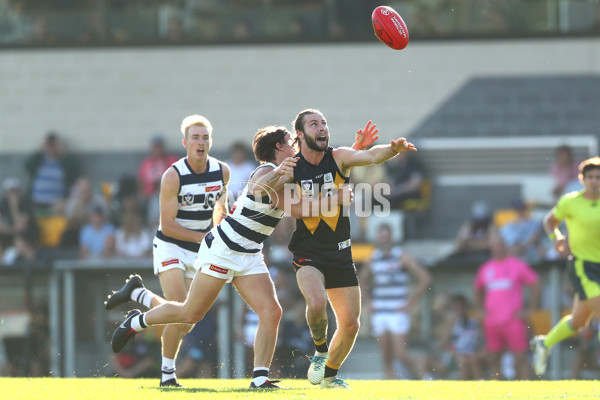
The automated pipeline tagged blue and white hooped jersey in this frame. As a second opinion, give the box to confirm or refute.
[215,162,285,254]
[155,156,225,253]
[370,246,410,313]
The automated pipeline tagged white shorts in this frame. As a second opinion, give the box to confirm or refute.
[371,312,411,337]
[153,237,198,279]
[194,231,269,281]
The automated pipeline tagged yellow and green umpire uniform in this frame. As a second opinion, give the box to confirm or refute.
[554,191,600,300]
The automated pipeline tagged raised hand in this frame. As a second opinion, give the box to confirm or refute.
[274,156,298,179]
[355,120,380,150]
[390,138,417,153]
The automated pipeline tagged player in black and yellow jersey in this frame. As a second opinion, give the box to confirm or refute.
[531,157,600,376]
[287,109,416,389]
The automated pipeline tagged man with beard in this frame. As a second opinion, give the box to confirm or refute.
[287,109,417,388]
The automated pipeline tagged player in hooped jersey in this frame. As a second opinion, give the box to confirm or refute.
[105,115,229,387]
[288,109,417,389]
[110,125,373,389]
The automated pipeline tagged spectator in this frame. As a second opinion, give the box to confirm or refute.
[61,177,108,249]
[79,206,115,260]
[0,178,38,265]
[473,234,540,380]
[550,145,581,200]
[452,200,496,261]
[499,197,542,263]
[437,294,484,380]
[137,135,178,229]
[226,141,256,200]
[114,211,152,259]
[359,223,431,379]
[24,132,80,216]
[385,151,425,211]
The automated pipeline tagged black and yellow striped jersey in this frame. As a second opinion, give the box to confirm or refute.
[288,147,353,265]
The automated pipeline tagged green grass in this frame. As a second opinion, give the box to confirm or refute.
[3,378,600,400]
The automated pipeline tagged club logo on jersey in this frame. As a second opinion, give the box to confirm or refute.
[209,264,228,275]
[301,180,314,199]
[182,193,194,205]
[338,239,351,250]
[324,173,333,184]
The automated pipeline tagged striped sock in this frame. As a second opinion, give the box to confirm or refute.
[130,313,147,332]
[162,357,176,382]
[131,288,154,309]
[324,360,340,378]
[313,338,328,354]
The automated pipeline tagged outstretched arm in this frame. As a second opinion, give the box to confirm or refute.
[334,137,417,175]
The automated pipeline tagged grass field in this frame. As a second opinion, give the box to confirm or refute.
[3,378,600,400]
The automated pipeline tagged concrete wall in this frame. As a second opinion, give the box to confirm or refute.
[1,38,599,155]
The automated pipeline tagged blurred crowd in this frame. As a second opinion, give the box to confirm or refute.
[0,130,595,380]
[2,0,600,47]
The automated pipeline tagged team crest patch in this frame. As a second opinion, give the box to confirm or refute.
[324,173,333,184]
[182,192,194,205]
[209,264,228,274]
[162,259,179,267]
[301,180,314,199]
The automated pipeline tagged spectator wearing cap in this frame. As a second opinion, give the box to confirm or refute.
[0,178,38,265]
[24,132,80,216]
[137,135,179,230]
[79,206,115,260]
[499,198,542,263]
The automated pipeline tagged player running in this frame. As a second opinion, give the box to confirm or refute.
[110,125,375,389]
[531,157,600,376]
[105,115,228,387]
[287,108,416,389]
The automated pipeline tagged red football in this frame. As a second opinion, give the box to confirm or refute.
[372,6,409,50]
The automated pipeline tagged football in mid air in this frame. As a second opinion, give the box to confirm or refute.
[372,6,409,50]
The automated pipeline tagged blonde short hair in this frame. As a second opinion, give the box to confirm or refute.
[180,115,213,138]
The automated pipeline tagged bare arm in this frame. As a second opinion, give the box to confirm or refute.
[402,252,432,310]
[212,163,230,226]
[159,168,207,243]
[334,137,417,176]
[248,158,297,197]
[543,209,567,254]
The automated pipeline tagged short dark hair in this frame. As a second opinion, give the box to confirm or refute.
[252,126,290,163]
[579,156,600,177]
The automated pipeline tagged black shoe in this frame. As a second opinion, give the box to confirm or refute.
[105,274,144,310]
[160,378,183,388]
[250,380,286,389]
[111,309,141,353]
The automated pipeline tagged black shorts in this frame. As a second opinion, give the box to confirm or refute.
[292,255,358,289]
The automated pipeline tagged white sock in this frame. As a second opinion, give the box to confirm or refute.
[162,357,176,382]
[316,351,328,358]
[252,367,269,386]
[130,314,147,332]
[131,288,154,309]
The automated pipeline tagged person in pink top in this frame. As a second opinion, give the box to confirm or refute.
[473,233,541,379]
